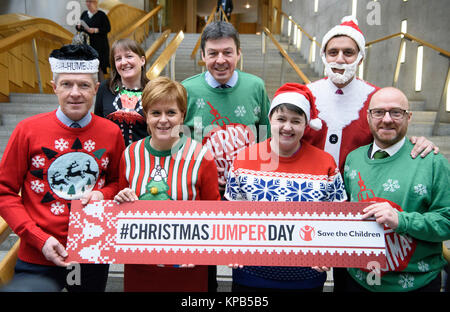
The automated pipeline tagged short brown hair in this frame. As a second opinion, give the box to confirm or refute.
[141,76,187,117]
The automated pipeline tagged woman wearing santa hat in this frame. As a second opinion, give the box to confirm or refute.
[224,83,346,292]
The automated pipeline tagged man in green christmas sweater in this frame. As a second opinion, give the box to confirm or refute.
[343,87,450,292]
[182,21,271,191]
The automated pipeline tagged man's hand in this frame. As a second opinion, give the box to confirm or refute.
[81,190,104,205]
[410,136,439,158]
[312,266,330,272]
[217,167,226,192]
[42,236,69,267]
[362,202,399,229]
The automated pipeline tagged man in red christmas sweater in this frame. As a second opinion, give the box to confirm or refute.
[302,16,439,292]
[0,44,125,291]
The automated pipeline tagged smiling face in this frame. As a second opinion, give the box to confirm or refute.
[201,37,240,85]
[367,87,411,149]
[52,73,99,121]
[113,48,145,87]
[324,36,362,88]
[269,106,307,157]
[146,100,184,151]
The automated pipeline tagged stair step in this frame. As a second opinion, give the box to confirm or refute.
[411,111,436,122]
[408,122,450,137]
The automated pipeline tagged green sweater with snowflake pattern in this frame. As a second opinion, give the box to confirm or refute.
[343,139,450,291]
[182,70,270,181]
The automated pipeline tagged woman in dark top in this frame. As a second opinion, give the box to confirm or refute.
[94,38,149,146]
[76,0,111,81]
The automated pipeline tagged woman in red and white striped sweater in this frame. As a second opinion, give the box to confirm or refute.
[114,77,221,292]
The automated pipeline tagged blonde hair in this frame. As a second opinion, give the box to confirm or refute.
[142,76,187,117]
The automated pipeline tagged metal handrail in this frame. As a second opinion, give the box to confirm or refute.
[365,31,450,135]
[190,6,216,60]
[262,27,310,84]
[0,26,72,96]
[278,9,319,47]
[367,32,450,57]
[0,27,71,54]
[112,5,162,43]
[145,29,171,63]
[146,30,184,81]
[272,10,449,136]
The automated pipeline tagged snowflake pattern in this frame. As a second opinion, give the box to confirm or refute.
[196,98,206,109]
[234,106,246,117]
[31,155,45,168]
[50,202,65,215]
[97,178,105,189]
[101,157,109,169]
[383,179,400,192]
[413,184,427,196]
[84,139,96,152]
[253,106,261,116]
[54,138,69,151]
[226,172,346,203]
[398,273,414,289]
[354,269,365,282]
[348,169,357,180]
[417,261,429,272]
[30,180,44,193]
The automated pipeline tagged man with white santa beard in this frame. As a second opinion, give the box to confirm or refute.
[302,16,439,292]
[303,16,438,174]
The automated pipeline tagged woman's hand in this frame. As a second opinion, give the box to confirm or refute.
[114,188,138,203]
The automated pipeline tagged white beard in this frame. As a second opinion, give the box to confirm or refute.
[323,53,362,85]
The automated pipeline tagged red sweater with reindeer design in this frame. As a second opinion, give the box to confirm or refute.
[0,110,124,265]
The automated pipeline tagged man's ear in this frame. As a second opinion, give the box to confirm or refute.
[51,80,57,93]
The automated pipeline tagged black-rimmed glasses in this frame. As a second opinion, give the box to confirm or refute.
[368,109,409,120]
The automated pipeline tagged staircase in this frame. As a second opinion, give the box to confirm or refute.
[0,31,449,292]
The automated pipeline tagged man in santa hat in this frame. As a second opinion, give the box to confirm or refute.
[302,16,439,292]
[303,16,438,174]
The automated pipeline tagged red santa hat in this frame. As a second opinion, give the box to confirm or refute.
[270,83,322,131]
[321,16,366,57]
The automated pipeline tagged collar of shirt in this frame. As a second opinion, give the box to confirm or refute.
[205,70,238,88]
[326,76,357,94]
[56,107,92,128]
[371,137,406,159]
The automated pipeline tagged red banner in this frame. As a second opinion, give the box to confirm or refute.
[66,200,386,268]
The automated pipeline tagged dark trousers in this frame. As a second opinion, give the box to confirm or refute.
[232,282,323,292]
[0,259,109,292]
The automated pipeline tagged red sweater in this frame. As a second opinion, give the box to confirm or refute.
[0,111,125,265]
[304,77,379,172]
